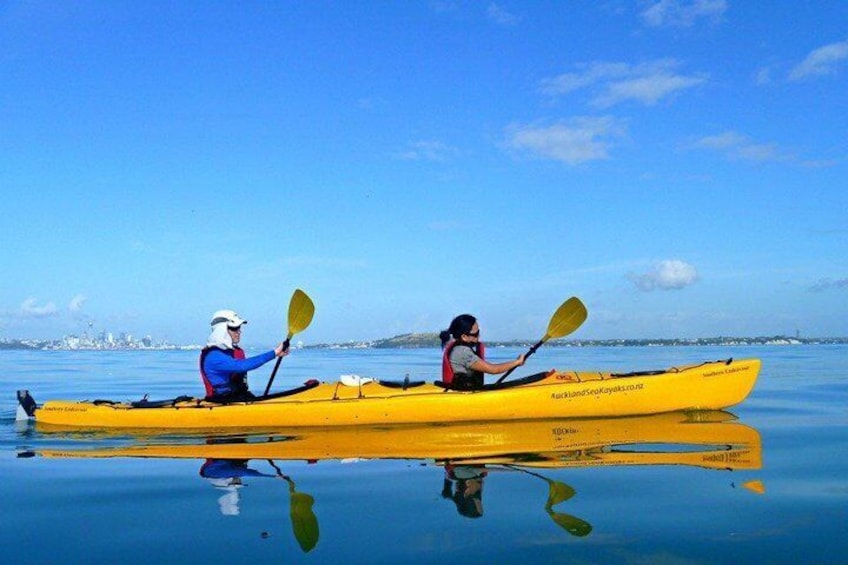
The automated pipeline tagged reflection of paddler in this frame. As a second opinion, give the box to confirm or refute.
[209,479,242,516]
[442,464,488,518]
[200,459,275,516]
[201,458,320,552]
[200,458,276,480]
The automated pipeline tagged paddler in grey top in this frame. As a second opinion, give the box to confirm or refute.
[439,314,525,390]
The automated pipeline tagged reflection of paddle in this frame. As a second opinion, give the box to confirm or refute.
[546,508,593,537]
[504,464,592,537]
[496,297,588,384]
[268,460,319,552]
[264,289,315,396]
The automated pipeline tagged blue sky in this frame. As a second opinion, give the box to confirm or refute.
[2,1,846,346]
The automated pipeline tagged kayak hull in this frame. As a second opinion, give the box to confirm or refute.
[28,358,760,429]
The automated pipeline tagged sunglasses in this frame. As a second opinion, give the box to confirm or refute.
[466,330,480,337]
[228,326,243,333]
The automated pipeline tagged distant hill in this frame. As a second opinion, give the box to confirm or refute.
[0,341,39,350]
[309,333,848,349]
[372,333,441,348]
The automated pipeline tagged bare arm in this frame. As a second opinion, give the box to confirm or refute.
[469,353,526,375]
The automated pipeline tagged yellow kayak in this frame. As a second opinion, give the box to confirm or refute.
[26,410,761,471]
[18,357,760,429]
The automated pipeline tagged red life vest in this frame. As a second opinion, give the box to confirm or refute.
[199,346,246,398]
[441,341,486,384]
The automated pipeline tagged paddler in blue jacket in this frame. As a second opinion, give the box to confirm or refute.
[200,309,288,401]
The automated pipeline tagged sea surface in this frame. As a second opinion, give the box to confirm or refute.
[1,345,846,564]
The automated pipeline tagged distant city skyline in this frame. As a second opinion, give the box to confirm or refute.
[3,329,845,352]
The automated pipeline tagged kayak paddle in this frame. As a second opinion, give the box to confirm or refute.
[502,463,592,537]
[267,460,320,552]
[496,296,587,384]
[263,289,315,396]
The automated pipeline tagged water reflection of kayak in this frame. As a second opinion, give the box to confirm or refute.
[27,410,761,471]
[17,358,760,429]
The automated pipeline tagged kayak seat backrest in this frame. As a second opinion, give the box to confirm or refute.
[574,373,607,382]
[434,372,551,391]
[378,379,426,390]
[482,372,550,390]
[131,395,195,408]
[610,369,666,378]
[258,379,321,401]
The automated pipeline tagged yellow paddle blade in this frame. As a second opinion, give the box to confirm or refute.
[287,289,315,339]
[547,510,593,537]
[742,480,766,495]
[289,491,319,552]
[546,479,576,507]
[543,297,588,342]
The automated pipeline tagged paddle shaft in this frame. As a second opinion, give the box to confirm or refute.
[496,339,544,384]
[267,459,289,479]
[263,338,290,396]
[502,463,548,482]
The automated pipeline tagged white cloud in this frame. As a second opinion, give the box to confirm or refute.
[68,294,89,320]
[641,0,727,28]
[695,131,746,150]
[810,278,848,292]
[19,297,59,318]
[754,66,773,85]
[69,294,86,312]
[541,59,707,107]
[505,116,625,165]
[598,71,705,107]
[789,40,848,81]
[487,3,520,26]
[695,130,785,162]
[397,140,460,162]
[629,260,699,291]
[541,62,630,96]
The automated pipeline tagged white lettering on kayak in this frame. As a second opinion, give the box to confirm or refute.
[551,383,644,400]
[42,406,89,412]
[703,365,750,378]
[702,449,754,464]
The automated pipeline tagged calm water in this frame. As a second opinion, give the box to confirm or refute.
[2,346,846,564]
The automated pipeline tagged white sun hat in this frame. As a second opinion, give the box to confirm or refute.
[210,309,247,328]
